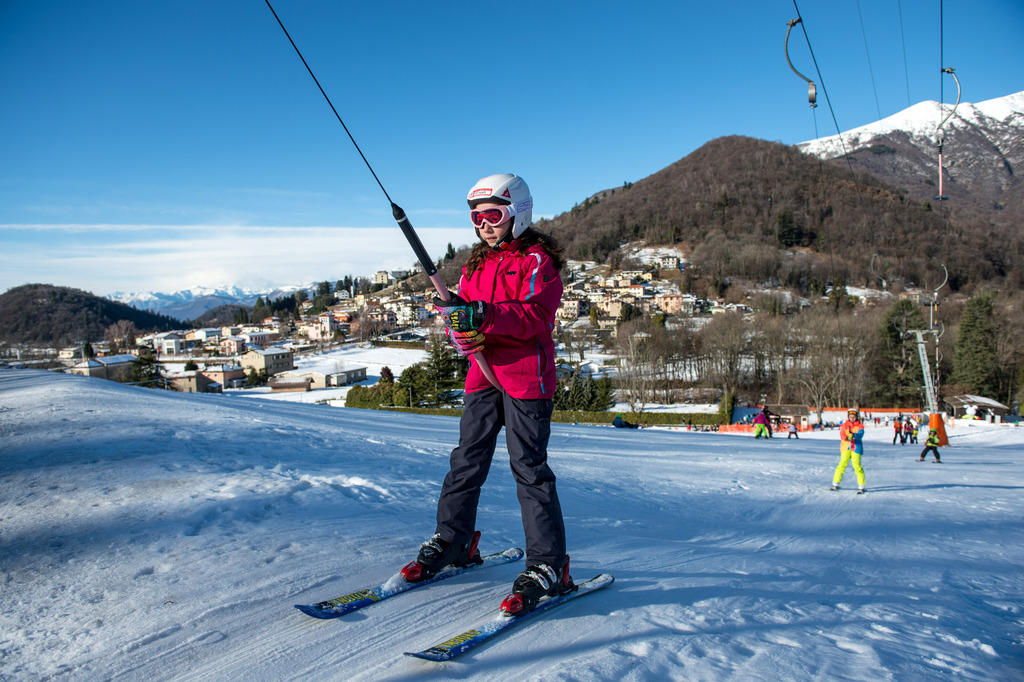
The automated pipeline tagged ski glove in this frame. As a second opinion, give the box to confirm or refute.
[434,293,488,332]
[448,328,485,356]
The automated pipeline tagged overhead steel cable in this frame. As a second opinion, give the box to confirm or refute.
[263,0,505,391]
[790,0,858,185]
[855,0,882,119]
[896,0,911,107]
[263,0,393,205]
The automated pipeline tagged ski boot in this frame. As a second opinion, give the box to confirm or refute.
[829,483,839,491]
[499,557,576,616]
[401,530,482,582]
[857,487,866,495]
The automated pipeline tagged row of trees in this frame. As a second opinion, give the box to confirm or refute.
[346,334,614,412]
[347,290,1021,419]
[596,289,1023,418]
[618,288,1019,417]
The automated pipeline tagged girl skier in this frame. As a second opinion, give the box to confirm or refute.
[401,173,575,615]
[832,408,866,494]
[753,409,770,438]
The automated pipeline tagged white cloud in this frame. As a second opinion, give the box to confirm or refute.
[0,224,475,295]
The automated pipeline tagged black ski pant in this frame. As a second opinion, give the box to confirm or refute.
[434,387,567,568]
[920,445,941,461]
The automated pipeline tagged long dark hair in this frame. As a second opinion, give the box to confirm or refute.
[464,227,565,276]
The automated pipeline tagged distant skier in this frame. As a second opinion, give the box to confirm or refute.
[753,409,770,438]
[893,419,903,445]
[401,173,575,616]
[762,406,775,437]
[787,422,799,439]
[612,413,640,429]
[919,428,942,463]
[831,408,866,494]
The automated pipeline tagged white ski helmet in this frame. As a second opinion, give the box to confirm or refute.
[466,173,533,238]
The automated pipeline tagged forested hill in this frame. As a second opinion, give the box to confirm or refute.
[0,284,182,347]
[536,136,1021,293]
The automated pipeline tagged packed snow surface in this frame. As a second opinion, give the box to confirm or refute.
[2,368,1023,680]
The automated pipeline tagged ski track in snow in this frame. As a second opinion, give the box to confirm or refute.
[2,368,1023,680]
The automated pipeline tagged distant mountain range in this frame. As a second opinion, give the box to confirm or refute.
[797,90,1024,229]
[107,284,313,321]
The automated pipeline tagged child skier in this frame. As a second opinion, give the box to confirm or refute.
[919,428,942,463]
[832,408,866,494]
[613,413,640,429]
[401,173,575,616]
[753,409,770,438]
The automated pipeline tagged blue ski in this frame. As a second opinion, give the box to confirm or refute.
[295,547,524,619]
[404,573,614,661]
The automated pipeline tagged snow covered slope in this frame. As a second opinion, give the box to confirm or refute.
[2,368,1023,679]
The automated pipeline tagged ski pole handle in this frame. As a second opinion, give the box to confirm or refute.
[391,203,504,393]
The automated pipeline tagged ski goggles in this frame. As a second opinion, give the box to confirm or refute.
[470,205,514,228]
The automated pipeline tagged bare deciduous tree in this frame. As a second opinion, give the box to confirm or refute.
[615,320,658,414]
[699,312,748,396]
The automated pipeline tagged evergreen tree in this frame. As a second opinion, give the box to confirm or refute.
[397,364,429,408]
[590,376,615,411]
[380,366,395,383]
[552,377,569,410]
[568,371,593,409]
[423,337,461,406]
[952,293,998,398]
[867,299,926,405]
[129,350,162,386]
[618,303,642,324]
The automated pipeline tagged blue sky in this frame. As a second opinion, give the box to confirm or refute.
[2,0,1022,295]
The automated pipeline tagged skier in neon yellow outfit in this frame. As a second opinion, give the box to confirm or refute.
[831,408,866,494]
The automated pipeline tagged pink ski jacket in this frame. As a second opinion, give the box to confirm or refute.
[455,239,562,399]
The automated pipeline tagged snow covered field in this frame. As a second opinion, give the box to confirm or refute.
[2,368,1023,680]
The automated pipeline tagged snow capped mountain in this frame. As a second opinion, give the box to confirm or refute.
[108,283,316,321]
[110,285,255,308]
[798,91,1024,159]
[796,90,1024,227]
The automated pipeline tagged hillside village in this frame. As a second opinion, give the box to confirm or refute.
[46,249,712,394]
[15,244,967,417]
